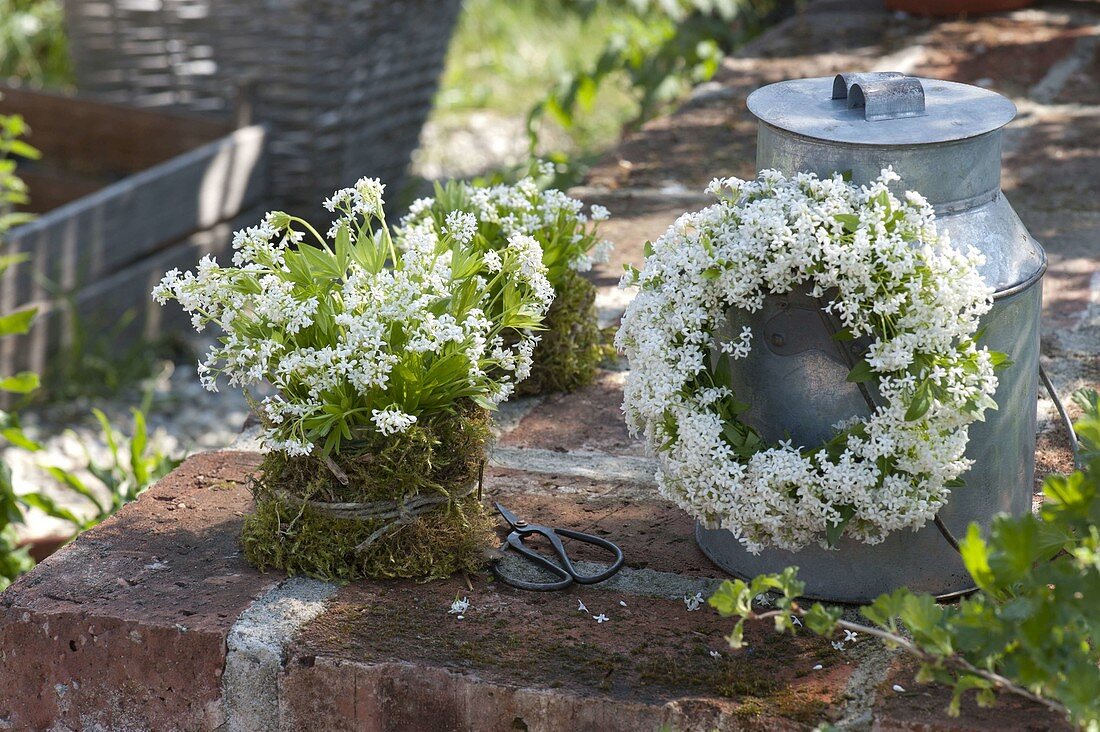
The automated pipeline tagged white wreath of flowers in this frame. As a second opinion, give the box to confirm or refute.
[616,169,1006,553]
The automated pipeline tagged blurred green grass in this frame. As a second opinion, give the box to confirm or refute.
[0,0,71,88]
[431,0,644,163]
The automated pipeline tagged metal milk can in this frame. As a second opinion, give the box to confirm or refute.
[695,73,1047,603]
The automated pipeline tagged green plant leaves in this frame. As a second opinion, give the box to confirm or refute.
[296,243,343,281]
[904,381,932,421]
[0,306,36,336]
[803,603,842,636]
[0,371,39,394]
[0,109,45,591]
[834,213,861,232]
[725,618,746,649]
[959,523,995,593]
[711,390,1100,727]
[18,492,84,529]
[824,505,854,547]
[845,359,874,383]
[5,139,40,161]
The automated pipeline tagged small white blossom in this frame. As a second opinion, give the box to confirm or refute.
[684,592,704,612]
[444,210,478,245]
[892,684,906,693]
[396,173,612,311]
[590,204,611,222]
[843,629,858,643]
[483,249,503,273]
[577,600,588,613]
[449,596,470,615]
[593,613,609,624]
[709,650,721,659]
[371,407,418,436]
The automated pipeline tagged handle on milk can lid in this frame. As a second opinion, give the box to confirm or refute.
[832,72,926,122]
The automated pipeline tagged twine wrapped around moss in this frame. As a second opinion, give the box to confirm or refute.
[242,403,495,581]
[519,270,605,395]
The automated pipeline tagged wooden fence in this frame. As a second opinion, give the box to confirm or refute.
[0,86,269,380]
[61,0,462,214]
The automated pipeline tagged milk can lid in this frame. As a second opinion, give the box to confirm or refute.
[747,74,1017,146]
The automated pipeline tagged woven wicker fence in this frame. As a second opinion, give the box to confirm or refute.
[62,0,462,212]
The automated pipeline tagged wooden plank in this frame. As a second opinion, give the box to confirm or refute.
[4,125,269,313]
[0,84,232,178]
[0,206,265,383]
[17,168,108,214]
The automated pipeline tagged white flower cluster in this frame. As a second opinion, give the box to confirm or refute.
[400,173,613,279]
[153,179,552,457]
[616,169,999,552]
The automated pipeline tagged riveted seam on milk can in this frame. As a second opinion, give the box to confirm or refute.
[694,73,1048,603]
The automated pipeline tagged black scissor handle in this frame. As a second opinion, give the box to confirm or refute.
[553,527,625,584]
[492,532,574,591]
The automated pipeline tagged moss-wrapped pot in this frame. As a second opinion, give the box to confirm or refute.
[518,269,603,396]
[242,403,495,581]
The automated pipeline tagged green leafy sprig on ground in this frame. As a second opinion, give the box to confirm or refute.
[710,389,1100,728]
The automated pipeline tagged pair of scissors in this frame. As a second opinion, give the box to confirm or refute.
[491,502,625,591]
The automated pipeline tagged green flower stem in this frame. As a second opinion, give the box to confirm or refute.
[286,215,330,251]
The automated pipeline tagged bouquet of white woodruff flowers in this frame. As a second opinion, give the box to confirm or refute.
[400,164,613,394]
[154,177,552,457]
[154,178,553,580]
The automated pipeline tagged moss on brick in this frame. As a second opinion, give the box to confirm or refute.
[241,403,495,582]
[518,270,605,396]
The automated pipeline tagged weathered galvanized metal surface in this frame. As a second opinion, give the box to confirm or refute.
[697,74,1046,602]
[747,75,1017,145]
[842,75,927,121]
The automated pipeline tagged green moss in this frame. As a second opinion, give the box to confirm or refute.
[241,403,495,581]
[772,689,830,725]
[637,646,778,698]
[519,270,605,395]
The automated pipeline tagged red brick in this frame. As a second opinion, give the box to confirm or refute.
[872,657,1071,730]
[283,578,852,731]
[485,469,721,578]
[582,196,699,291]
[499,370,643,457]
[0,451,271,731]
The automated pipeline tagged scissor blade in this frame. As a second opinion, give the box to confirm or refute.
[494,502,525,529]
